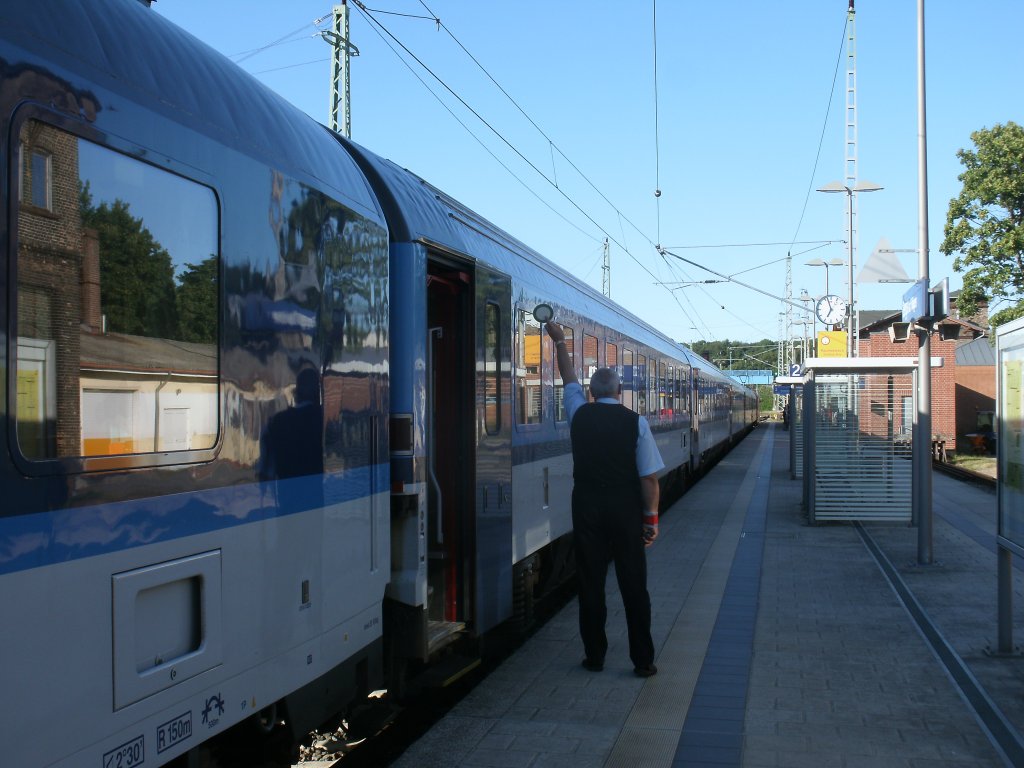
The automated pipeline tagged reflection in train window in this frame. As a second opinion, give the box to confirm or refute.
[622,349,635,411]
[648,359,657,418]
[659,362,668,414]
[582,333,598,400]
[636,353,647,415]
[666,365,674,415]
[606,343,617,373]
[19,143,53,210]
[554,327,574,422]
[515,309,542,425]
[484,302,500,434]
[15,120,219,460]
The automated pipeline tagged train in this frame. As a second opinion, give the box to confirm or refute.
[0,1,758,765]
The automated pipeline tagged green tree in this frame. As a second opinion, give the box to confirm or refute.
[176,256,218,343]
[940,121,1024,328]
[81,195,178,339]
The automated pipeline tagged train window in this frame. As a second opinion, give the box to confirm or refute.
[621,349,635,411]
[666,365,674,415]
[606,343,618,373]
[19,142,53,211]
[659,364,667,417]
[648,358,657,418]
[14,120,219,461]
[484,302,500,434]
[671,367,679,413]
[582,333,598,399]
[636,353,647,415]
[554,327,574,422]
[515,309,542,425]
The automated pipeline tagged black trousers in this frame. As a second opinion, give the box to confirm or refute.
[572,489,655,668]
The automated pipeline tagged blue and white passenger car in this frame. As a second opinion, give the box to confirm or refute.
[0,2,756,765]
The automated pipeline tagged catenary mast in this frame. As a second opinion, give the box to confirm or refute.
[845,0,859,350]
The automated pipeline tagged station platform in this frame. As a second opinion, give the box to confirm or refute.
[391,423,1024,768]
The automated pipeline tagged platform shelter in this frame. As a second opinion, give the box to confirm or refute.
[789,356,943,524]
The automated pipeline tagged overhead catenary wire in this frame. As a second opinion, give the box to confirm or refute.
[414,0,652,248]
[661,247,815,315]
[350,2,671,289]
[352,5,599,244]
[229,5,852,345]
[652,0,662,246]
[231,13,333,63]
[345,3,842,342]
[343,3,756,342]
[786,15,850,250]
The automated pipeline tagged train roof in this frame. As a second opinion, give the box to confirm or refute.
[0,0,384,227]
[342,144,753,396]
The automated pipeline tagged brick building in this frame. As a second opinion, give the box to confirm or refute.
[17,121,83,458]
[955,336,997,450]
[856,301,990,453]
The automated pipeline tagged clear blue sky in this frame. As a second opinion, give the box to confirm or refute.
[154,0,1022,352]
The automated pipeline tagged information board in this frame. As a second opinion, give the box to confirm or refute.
[998,316,1024,550]
[816,331,847,358]
[902,277,929,323]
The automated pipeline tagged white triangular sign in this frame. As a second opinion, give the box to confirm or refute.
[858,237,913,283]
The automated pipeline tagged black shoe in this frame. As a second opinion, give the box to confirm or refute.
[581,658,604,672]
[633,663,657,677]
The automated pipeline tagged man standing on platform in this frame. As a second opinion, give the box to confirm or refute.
[545,321,664,677]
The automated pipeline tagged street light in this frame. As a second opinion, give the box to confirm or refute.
[816,180,884,356]
[804,258,846,297]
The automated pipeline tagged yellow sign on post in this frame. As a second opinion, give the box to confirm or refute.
[817,331,848,358]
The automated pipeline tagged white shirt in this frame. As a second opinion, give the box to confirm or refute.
[563,382,665,478]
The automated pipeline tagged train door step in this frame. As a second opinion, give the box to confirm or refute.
[417,652,481,689]
[427,619,465,652]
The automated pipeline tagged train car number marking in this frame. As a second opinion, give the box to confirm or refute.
[103,735,144,768]
[157,711,192,753]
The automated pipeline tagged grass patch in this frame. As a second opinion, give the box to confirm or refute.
[947,452,997,478]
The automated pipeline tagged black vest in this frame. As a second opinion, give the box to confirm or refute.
[570,402,641,505]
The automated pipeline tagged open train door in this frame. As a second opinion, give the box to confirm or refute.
[424,258,512,646]
[473,267,513,633]
[425,256,474,650]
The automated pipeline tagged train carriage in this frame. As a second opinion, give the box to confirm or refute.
[343,146,754,654]
[0,2,756,766]
[2,3,391,766]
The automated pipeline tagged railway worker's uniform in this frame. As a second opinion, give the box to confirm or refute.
[549,324,664,677]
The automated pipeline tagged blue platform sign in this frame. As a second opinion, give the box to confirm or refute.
[725,369,773,385]
[902,278,929,323]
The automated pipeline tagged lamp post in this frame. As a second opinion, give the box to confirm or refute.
[816,180,884,355]
[805,258,846,297]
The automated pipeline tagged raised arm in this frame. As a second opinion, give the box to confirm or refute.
[545,322,578,386]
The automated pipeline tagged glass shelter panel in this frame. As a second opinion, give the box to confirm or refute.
[998,319,1024,547]
[812,372,913,522]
